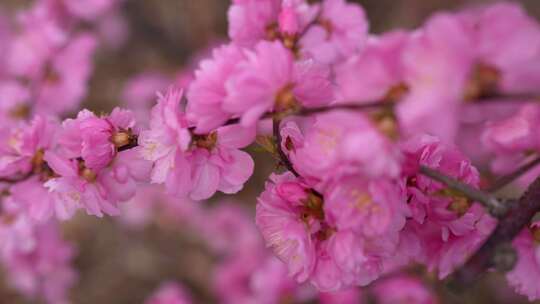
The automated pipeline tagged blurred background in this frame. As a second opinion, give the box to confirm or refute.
[1,0,540,303]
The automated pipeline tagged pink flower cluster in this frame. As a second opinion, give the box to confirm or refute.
[2,0,540,302]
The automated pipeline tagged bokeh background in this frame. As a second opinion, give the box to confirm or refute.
[1,0,540,303]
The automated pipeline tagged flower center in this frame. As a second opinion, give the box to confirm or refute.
[8,104,30,119]
[370,109,399,140]
[265,22,280,41]
[300,191,324,222]
[318,18,334,39]
[437,188,471,216]
[383,82,409,103]
[275,83,299,113]
[464,63,501,101]
[193,132,218,150]
[78,161,97,183]
[531,226,540,244]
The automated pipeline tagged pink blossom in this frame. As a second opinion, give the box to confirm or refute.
[119,184,200,229]
[397,13,474,143]
[0,81,31,126]
[371,275,438,304]
[7,4,67,78]
[213,252,262,304]
[319,288,362,304]
[62,0,119,21]
[139,88,191,184]
[402,135,497,278]
[200,202,262,256]
[481,104,540,182]
[227,0,281,47]
[324,176,409,238]
[141,87,255,200]
[225,40,333,126]
[279,1,300,35]
[43,108,150,218]
[281,111,401,186]
[122,72,170,125]
[250,255,314,304]
[34,33,97,116]
[0,115,57,178]
[187,44,245,133]
[255,172,317,283]
[300,0,368,64]
[335,31,409,103]
[460,2,540,93]
[44,146,150,218]
[506,226,540,301]
[145,282,192,304]
[0,222,76,304]
[59,107,136,171]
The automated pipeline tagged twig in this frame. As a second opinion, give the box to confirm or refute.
[273,117,300,177]
[0,171,34,185]
[419,166,507,217]
[453,176,540,286]
[487,157,540,192]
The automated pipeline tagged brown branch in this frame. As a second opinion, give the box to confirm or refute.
[487,157,540,192]
[0,171,34,185]
[453,176,540,286]
[273,117,300,177]
[419,166,508,217]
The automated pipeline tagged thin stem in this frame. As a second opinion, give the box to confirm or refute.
[0,171,33,185]
[419,165,507,217]
[453,176,540,286]
[487,157,540,192]
[297,102,394,116]
[476,92,540,103]
[273,117,300,177]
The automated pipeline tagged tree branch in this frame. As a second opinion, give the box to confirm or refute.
[453,176,540,286]
[273,117,300,177]
[487,157,540,192]
[419,166,507,217]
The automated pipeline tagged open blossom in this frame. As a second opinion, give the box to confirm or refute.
[228,0,281,46]
[281,111,401,187]
[300,0,368,64]
[58,107,136,171]
[324,176,409,238]
[225,40,333,126]
[0,222,76,304]
[0,115,57,178]
[0,81,31,126]
[371,275,438,304]
[256,172,407,291]
[397,13,474,143]
[44,145,150,218]
[402,135,497,278]
[506,224,540,301]
[61,0,120,21]
[459,2,540,94]
[227,0,317,47]
[256,172,318,283]
[335,31,409,103]
[145,282,192,304]
[481,104,540,188]
[6,4,67,78]
[319,288,361,304]
[42,108,150,218]
[199,202,263,256]
[122,72,171,125]
[34,33,97,116]
[187,44,246,133]
[141,87,255,200]
[139,88,191,184]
